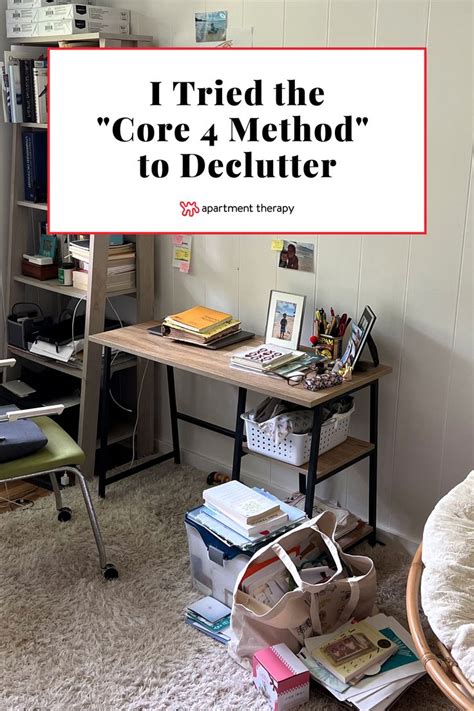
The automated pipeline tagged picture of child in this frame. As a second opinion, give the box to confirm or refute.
[278,241,314,272]
[272,300,297,342]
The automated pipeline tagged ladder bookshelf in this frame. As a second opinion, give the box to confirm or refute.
[4,32,155,479]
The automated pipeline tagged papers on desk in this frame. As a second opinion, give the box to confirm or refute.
[298,613,424,710]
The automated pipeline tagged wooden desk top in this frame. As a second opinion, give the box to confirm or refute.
[90,322,392,408]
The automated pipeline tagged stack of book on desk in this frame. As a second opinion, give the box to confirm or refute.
[162,306,241,347]
[70,239,136,292]
[231,345,325,377]
[188,480,307,551]
[298,614,424,710]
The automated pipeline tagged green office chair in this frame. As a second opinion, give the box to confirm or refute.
[0,359,118,580]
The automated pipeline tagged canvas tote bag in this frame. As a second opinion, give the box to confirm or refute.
[228,511,376,665]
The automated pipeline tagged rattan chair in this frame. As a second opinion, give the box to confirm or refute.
[406,545,474,710]
[0,359,118,580]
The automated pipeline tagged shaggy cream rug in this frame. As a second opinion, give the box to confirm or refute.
[0,462,453,710]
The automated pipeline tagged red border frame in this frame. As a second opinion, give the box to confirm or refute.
[47,46,427,235]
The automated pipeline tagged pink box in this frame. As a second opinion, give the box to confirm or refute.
[253,643,310,710]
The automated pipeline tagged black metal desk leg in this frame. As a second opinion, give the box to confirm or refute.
[232,387,247,480]
[166,365,180,464]
[98,346,112,499]
[368,380,379,545]
[305,405,323,517]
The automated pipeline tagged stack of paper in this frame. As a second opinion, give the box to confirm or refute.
[187,486,306,551]
[70,239,136,292]
[185,596,231,644]
[203,481,290,537]
[286,493,360,540]
[163,305,241,347]
[298,613,425,710]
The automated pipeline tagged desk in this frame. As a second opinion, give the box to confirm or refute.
[90,322,392,546]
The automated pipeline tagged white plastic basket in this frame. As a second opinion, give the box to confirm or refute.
[242,406,355,467]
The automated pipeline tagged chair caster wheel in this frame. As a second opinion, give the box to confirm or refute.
[58,507,72,522]
[103,564,119,580]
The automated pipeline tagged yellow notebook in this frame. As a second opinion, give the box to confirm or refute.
[167,306,232,333]
[311,621,397,684]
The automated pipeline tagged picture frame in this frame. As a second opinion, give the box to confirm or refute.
[341,305,377,369]
[265,290,306,351]
[39,233,57,260]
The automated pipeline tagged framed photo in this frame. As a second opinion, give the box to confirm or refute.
[341,305,377,368]
[39,233,57,259]
[265,290,306,351]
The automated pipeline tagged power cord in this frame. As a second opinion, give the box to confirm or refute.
[129,360,149,469]
[106,297,133,414]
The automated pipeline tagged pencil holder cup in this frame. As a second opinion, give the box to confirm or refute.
[317,334,342,360]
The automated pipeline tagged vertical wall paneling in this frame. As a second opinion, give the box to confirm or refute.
[390,0,472,540]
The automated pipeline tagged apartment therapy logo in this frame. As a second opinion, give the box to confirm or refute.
[96,78,369,181]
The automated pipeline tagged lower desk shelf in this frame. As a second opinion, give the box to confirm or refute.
[338,522,373,550]
[244,436,374,481]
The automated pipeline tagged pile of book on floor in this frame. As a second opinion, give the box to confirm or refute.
[69,237,136,292]
[187,480,307,552]
[161,306,242,348]
[231,344,325,377]
[298,613,425,710]
[185,596,232,645]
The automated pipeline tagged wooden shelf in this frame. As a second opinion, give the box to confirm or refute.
[20,122,47,129]
[244,437,374,480]
[8,344,83,379]
[14,275,136,298]
[338,522,373,550]
[299,437,375,478]
[8,345,136,379]
[17,200,47,211]
[96,418,133,449]
[16,32,152,45]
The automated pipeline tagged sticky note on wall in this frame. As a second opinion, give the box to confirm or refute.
[272,239,284,251]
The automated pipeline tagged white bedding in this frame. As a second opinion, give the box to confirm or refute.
[421,470,474,684]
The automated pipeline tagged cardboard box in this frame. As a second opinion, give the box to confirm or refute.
[7,7,41,22]
[37,3,89,21]
[38,3,129,24]
[87,5,129,24]
[253,644,310,711]
[6,20,38,37]
[7,0,76,9]
[35,18,129,35]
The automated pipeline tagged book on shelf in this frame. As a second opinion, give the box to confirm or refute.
[2,45,47,124]
[33,59,47,123]
[21,130,46,202]
[166,305,232,333]
[203,480,282,526]
[72,269,135,291]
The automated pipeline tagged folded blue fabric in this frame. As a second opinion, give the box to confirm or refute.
[0,406,48,463]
